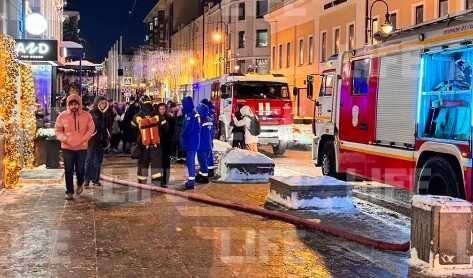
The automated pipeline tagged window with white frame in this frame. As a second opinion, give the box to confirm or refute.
[348,24,355,51]
[286,42,291,68]
[308,36,314,64]
[468,0,473,9]
[278,44,283,69]
[298,39,304,65]
[334,28,340,55]
[439,0,448,17]
[415,5,424,24]
[321,32,327,62]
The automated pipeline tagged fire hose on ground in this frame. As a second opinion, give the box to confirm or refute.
[100,175,410,252]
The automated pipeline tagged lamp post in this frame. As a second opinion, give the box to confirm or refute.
[366,0,394,45]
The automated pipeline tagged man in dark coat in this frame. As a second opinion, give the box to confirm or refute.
[122,98,140,153]
[84,96,113,187]
[180,96,201,189]
[156,103,174,186]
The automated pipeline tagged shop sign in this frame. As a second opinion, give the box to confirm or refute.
[15,39,58,61]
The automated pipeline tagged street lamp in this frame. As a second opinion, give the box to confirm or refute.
[367,0,394,44]
[212,32,223,43]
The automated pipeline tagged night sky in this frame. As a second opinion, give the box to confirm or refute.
[69,0,157,62]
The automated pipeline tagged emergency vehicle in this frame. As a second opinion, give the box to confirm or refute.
[192,73,292,155]
[311,10,473,200]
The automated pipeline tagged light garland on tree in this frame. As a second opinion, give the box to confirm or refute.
[19,64,36,169]
[0,34,21,188]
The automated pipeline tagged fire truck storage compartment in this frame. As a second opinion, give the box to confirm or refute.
[376,51,420,148]
[417,47,472,142]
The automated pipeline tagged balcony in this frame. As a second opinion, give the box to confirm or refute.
[269,0,300,13]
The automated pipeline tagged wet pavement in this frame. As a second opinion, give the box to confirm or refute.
[0,149,468,277]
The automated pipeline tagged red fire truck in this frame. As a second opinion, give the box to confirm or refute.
[193,73,292,155]
[311,11,473,200]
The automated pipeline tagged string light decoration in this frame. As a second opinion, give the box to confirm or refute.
[0,34,21,188]
[19,64,36,169]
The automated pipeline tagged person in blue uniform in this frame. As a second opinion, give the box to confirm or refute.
[201,99,216,177]
[196,103,213,184]
[180,96,201,189]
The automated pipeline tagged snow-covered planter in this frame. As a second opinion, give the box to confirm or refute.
[217,148,275,183]
[267,176,354,211]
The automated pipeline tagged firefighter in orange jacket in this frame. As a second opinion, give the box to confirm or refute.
[133,96,163,186]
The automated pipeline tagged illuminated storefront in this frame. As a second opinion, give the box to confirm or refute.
[15,39,59,124]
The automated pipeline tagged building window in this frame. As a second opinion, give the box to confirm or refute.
[256,1,268,18]
[286,42,291,68]
[415,5,424,24]
[389,13,397,30]
[298,39,304,65]
[334,28,340,55]
[278,44,283,69]
[321,32,327,62]
[256,58,269,73]
[468,0,473,9]
[239,3,246,20]
[154,17,158,26]
[256,29,268,48]
[308,36,314,64]
[272,46,276,69]
[348,24,355,51]
[238,31,246,48]
[439,0,448,17]
[149,23,154,31]
[237,60,246,73]
[352,59,371,95]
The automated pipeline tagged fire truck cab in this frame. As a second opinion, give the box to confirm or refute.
[311,11,473,200]
[193,73,293,155]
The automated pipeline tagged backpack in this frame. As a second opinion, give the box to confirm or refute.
[247,116,261,136]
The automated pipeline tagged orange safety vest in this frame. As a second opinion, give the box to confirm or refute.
[139,116,160,146]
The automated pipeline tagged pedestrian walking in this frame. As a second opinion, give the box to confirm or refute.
[157,102,174,186]
[110,104,122,153]
[232,105,259,152]
[180,96,201,189]
[84,96,113,187]
[55,94,95,200]
[195,103,213,184]
[134,96,163,186]
[231,104,245,149]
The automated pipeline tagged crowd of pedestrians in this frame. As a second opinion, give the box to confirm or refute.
[55,93,259,199]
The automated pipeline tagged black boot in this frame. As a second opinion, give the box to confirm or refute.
[196,173,210,184]
[208,168,215,178]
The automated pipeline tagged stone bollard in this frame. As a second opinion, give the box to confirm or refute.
[267,176,354,210]
[411,195,473,271]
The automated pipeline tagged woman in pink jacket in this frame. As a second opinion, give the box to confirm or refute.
[55,94,95,200]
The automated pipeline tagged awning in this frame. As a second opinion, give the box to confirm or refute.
[61,41,84,49]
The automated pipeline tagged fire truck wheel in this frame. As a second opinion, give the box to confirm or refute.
[321,141,337,177]
[272,141,287,156]
[416,156,462,198]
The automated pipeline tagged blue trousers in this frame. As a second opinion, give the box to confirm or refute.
[207,151,214,170]
[186,151,196,180]
[197,151,209,174]
[85,147,105,184]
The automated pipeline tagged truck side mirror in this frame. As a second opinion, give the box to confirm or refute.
[293,87,299,97]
